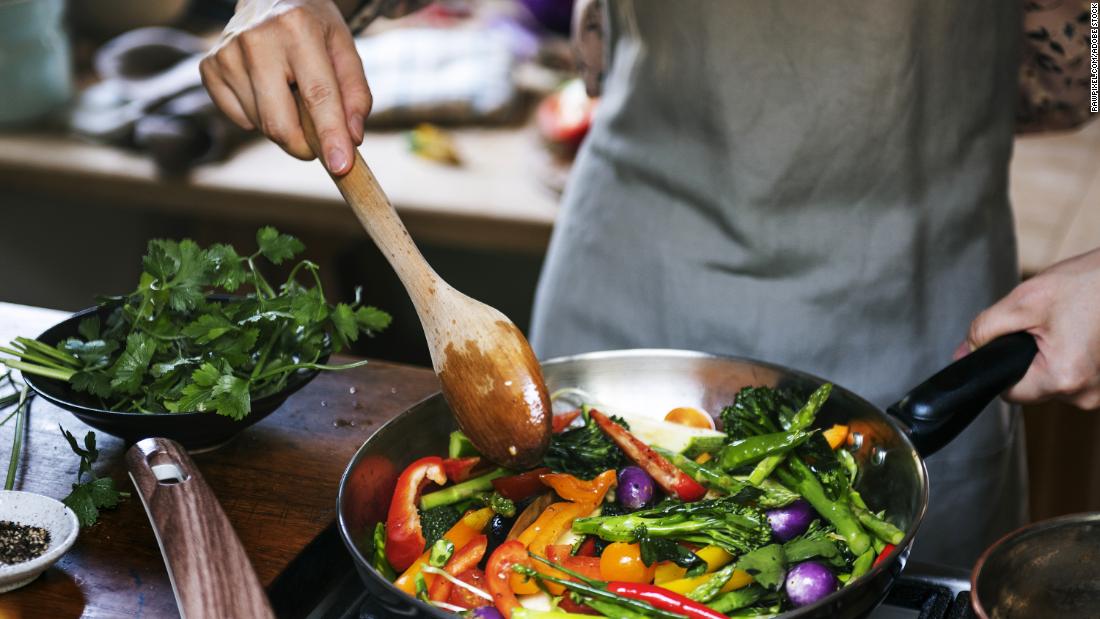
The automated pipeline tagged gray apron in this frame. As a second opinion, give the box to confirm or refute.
[530,1,1027,567]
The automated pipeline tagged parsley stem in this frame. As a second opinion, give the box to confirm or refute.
[13,337,79,366]
[0,346,73,371]
[249,323,285,381]
[0,360,74,382]
[5,386,30,491]
[252,359,370,382]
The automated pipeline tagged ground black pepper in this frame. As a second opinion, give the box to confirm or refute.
[0,520,50,565]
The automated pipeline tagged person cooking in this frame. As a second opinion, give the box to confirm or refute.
[200,0,1100,567]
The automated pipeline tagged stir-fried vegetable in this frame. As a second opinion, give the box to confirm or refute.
[368,383,901,616]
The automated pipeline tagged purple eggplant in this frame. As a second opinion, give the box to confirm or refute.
[766,499,817,542]
[469,606,505,619]
[616,466,656,510]
[785,561,839,608]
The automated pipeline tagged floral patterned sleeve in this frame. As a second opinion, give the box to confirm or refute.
[346,0,433,33]
[1017,0,1098,133]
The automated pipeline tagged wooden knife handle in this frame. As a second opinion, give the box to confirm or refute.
[126,438,274,619]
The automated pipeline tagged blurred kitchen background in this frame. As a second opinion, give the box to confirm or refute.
[0,0,1097,521]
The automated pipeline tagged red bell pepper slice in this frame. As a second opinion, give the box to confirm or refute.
[486,540,532,619]
[606,582,731,619]
[442,456,483,483]
[491,467,552,501]
[574,536,598,557]
[552,410,582,433]
[385,456,447,572]
[873,543,896,568]
[589,410,707,502]
[429,535,489,601]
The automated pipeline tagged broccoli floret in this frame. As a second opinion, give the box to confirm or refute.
[419,505,462,549]
[720,386,801,440]
[543,407,629,479]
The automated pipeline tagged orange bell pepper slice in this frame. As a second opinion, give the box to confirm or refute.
[539,469,617,506]
[823,424,849,450]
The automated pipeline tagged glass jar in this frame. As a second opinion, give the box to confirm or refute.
[0,0,72,127]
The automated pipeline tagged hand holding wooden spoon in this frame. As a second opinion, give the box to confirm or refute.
[293,94,551,468]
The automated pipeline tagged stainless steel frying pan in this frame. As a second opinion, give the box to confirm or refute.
[337,333,1036,618]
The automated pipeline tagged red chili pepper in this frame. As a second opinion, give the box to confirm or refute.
[491,467,552,501]
[486,540,531,619]
[429,535,489,601]
[873,543,896,568]
[442,456,482,483]
[589,410,707,502]
[552,410,582,433]
[385,457,447,572]
[606,582,731,619]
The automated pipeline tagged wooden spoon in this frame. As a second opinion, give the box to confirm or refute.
[294,96,551,468]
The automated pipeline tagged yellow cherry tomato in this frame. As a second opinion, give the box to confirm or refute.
[600,542,656,583]
[664,407,716,430]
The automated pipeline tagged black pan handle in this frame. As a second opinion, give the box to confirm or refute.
[888,332,1037,457]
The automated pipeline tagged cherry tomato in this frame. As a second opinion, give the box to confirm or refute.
[664,407,715,430]
[447,568,487,609]
[599,542,656,584]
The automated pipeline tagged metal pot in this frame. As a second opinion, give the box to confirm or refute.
[337,333,1036,617]
[971,513,1100,618]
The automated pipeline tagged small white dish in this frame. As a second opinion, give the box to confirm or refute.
[0,490,80,593]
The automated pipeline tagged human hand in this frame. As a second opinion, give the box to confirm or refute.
[962,247,1100,409]
[200,0,369,175]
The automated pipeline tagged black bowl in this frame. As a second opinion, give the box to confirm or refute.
[22,303,327,452]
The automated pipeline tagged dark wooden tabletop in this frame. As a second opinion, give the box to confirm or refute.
[0,303,439,619]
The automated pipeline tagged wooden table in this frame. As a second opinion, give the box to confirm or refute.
[0,302,439,618]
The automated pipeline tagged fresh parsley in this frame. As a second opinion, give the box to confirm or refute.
[59,426,127,527]
[0,227,391,418]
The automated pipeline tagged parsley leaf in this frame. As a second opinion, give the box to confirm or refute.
[59,426,125,527]
[205,243,245,292]
[2,227,390,419]
[77,316,101,340]
[108,332,157,394]
[256,226,304,264]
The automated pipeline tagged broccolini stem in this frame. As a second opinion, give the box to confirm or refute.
[717,430,812,472]
[775,458,871,555]
[419,468,509,510]
[657,447,749,495]
[747,384,832,485]
[709,585,768,613]
[852,505,905,545]
[848,549,875,583]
